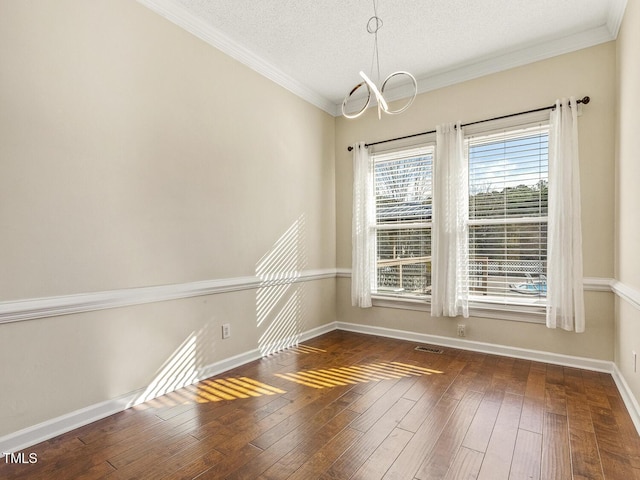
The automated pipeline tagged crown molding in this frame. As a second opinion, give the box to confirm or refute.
[413,24,615,99]
[136,0,337,116]
[607,0,628,38]
[343,22,618,115]
[137,0,622,118]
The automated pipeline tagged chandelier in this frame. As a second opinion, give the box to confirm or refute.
[342,1,417,119]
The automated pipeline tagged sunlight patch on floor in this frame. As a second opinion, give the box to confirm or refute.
[275,361,443,389]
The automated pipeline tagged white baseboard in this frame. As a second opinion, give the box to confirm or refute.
[337,321,640,435]
[0,322,336,457]
[2,319,638,456]
[612,364,640,435]
[336,321,613,372]
[0,389,142,458]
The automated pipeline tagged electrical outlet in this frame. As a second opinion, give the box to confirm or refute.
[222,323,231,339]
[457,324,466,337]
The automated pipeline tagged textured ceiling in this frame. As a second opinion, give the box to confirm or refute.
[139,0,626,115]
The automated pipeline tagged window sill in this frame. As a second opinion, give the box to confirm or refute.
[371,294,546,324]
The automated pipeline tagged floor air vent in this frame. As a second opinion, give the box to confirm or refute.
[415,345,444,354]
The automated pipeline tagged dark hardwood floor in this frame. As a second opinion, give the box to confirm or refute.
[2,330,639,479]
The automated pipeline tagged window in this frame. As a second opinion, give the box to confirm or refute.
[366,120,550,315]
[372,146,434,299]
[467,123,549,308]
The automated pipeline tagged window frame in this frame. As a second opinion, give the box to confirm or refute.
[465,121,550,311]
[367,111,552,323]
[371,143,435,300]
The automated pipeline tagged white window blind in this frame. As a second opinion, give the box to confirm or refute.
[373,146,433,298]
[466,123,549,306]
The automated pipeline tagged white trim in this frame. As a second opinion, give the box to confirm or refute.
[607,0,628,38]
[0,269,336,325]
[337,321,639,435]
[335,321,613,372]
[136,0,337,115]
[339,270,614,290]
[136,0,619,118]
[0,272,613,326]
[0,389,142,459]
[416,26,614,98]
[0,322,337,457]
[372,294,548,324]
[354,23,618,113]
[584,277,615,292]
[336,268,352,279]
[612,280,640,311]
[612,363,640,435]
[2,319,638,456]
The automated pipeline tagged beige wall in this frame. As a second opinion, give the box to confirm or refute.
[0,0,336,435]
[615,0,640,405]
[0,0,336,300]
[335,42,617,361]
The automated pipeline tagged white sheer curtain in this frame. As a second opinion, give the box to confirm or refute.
[547,97,585,332]
[431,123,469,318]
[351,142,375,308]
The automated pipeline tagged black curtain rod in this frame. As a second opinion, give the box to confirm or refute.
[346,96,590,152]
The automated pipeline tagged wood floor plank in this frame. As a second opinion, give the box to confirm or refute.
[350,428,413,480]
[225,388,358,479]
[519,363,546,434]
[247,385,352,452]
[444,365,481,400]
[347,376,402,414]
[443,447,484,480]
[541,412,572,480]
[153,448,226,480]
[189,443,263,480]
[461,396,501,453]
[321,397,415,479]
[415,390,484,480]
[605,393,640,470]
[509,428,542,480]
[545,365,568,416]
[590,405,638,480]
[397,375,452,433]
[259,408,360,480]
[569,428,605,480]
[381,395,459,480]
[477,392,524,480]
[107,430,199,473]
[477,355,504,402]
[505,358,530,396]
[349,375,417,432]
[282,427,363,480]
[2,331,639,480]
[582,370,612,409]
[520,395,545,435]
